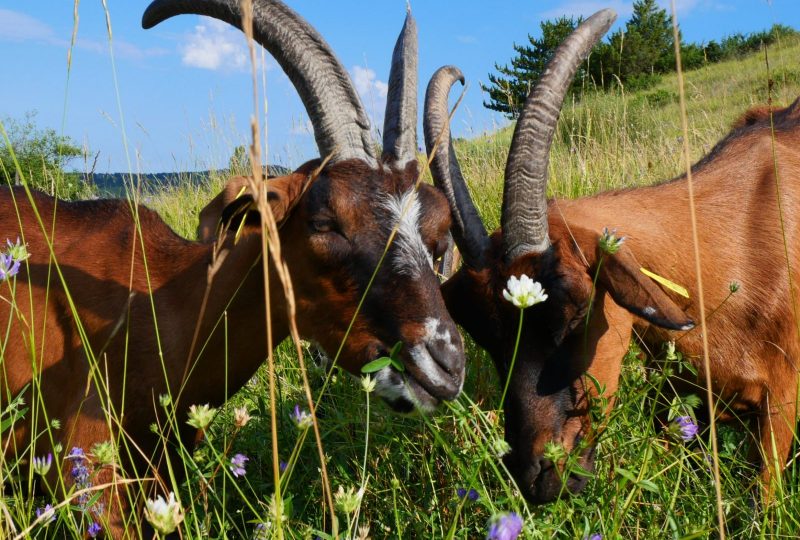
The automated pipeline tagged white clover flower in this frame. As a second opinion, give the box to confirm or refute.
[665,340,677,361]
[334,485,364,515]
[187,404,217,430]
[502,274,548,309]
[144,492,184,536]
[158,394,172,408]
[360,374,376,393]
[491,437,512,458]
[234,407,252,428]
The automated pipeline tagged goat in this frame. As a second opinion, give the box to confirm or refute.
[1,0,464,536]
[425,8,800,503]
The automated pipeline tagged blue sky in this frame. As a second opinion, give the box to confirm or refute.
[1,0,798,174]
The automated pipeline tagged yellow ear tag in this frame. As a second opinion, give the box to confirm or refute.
[640,267,690,298]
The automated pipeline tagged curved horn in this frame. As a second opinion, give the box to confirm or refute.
[424,66,490,270]
[501,9,616,262]
[143,0,377,166]
[383,7,418,167]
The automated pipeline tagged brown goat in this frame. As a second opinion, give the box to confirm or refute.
[426,9,800,503]
[1,1,464,536]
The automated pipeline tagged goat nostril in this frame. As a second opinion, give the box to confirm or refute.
[426,344,462,383]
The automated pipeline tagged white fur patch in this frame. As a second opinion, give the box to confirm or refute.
[423,317,459,354]
[643,306,656,316]
[380,189,433,277]
[372,366,439,412]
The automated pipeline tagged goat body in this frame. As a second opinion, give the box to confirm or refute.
[425,6,800,502]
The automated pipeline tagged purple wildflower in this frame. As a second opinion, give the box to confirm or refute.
[584,534,602,540]
[33,453,53,476]
[457,487,479,501]
[0,253,20,281]
[291,404,312,429]
[279,460,288,473]
[87,522,102,537]
[487,512,523,540]
[230,453,249,478]
[35,504,56,524]
[67,447,86,460]
[674,416,698,441]
[70,459,90,487]
[254,522,270,540]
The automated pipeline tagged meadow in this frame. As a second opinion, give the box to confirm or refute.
[3,31,800,540]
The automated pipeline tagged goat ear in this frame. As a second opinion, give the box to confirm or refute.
[596,245,695,331]
[197,174,306,241]
[198,177,251,241]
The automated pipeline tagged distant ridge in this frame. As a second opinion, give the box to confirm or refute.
[90,165,291,197]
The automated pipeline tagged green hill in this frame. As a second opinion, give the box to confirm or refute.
[445,36,800,232]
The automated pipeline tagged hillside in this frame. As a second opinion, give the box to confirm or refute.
[447,36,800,232]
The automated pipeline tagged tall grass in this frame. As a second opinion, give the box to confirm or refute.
[2,21,800,540]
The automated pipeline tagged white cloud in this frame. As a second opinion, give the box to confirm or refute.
[352,66,388,100]
[0,9,55,43]
[0,9,165,62]
[181,18,247,71]
[351,65,388,133]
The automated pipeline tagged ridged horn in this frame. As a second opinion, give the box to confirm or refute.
[501,9,616,262]
[142,0,377,166]
[383,7,418,167]
[424,66,490,270]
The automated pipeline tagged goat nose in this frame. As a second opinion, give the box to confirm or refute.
[422,317,464,375]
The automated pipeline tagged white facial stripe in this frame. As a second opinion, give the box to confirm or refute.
[381,189,433,277]
[423,317,459,354]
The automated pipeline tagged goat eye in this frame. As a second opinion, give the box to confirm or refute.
[310,218,337,234]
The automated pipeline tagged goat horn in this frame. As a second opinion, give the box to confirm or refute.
[501,9,616,262]
[383,7,418,168]
[424,66,490,269]
[142,0,377,167]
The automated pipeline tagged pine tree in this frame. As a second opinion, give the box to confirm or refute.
[622,0,674,84]
[482,16,583,118]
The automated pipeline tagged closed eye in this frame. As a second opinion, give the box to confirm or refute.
[310,217,340,235]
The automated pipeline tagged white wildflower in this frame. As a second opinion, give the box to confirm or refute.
[144,492,184,536]
[502,275,548,309]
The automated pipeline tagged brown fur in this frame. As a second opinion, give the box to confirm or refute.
[1,159,461,536]
[443,97,800,502]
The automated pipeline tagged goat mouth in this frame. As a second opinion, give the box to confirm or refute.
[371,364,444,414]
[367,340,462,413]
[512,445,596,503]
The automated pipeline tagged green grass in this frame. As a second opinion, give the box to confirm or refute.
[4,36,800,540]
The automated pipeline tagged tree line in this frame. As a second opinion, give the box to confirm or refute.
[483,0,797,118]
